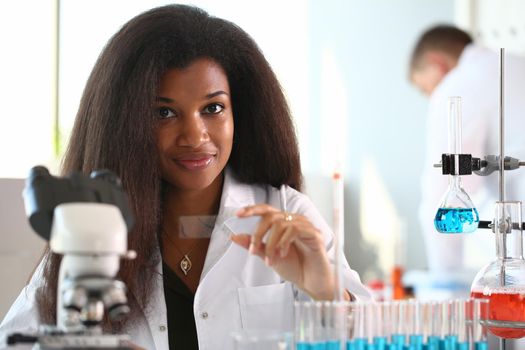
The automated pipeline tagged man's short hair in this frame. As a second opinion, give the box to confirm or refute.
[409,25,473,72]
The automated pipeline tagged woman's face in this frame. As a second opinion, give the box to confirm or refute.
[155,58,234,193]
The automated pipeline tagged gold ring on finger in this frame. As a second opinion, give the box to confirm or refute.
[284,212,293,222]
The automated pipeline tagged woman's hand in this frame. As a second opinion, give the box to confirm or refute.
[230,204,338,300]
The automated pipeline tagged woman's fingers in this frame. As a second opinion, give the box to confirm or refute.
[230,233,266,259]
[266,221,322,262]
[236,204,323,263]
[264,219,290,260]
[236,204,278,217]
[230,233,251,249]
[238,205,279,250]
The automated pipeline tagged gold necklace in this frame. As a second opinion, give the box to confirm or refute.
[163,232,204,276]
[162,217,215,276]
[175,243,196,276]
[162,216,216,276]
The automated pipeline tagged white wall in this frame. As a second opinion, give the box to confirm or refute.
[303,0,455,280]
[0,0,57,177]
[470,0,525,56]
[0,179,46,320]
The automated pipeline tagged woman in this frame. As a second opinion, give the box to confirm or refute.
[0,4,369,349]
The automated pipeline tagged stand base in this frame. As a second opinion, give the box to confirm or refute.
[33,334,132,350]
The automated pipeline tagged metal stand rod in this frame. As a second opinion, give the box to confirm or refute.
[498,48,507,350]
[499,48,505,203]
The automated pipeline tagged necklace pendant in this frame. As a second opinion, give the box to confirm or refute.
[180,254,192,276]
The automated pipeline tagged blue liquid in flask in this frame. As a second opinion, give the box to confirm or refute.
[434,207,479,233]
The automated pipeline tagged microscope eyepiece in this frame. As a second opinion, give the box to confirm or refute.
[90,169,122,187]
[23,166,134,241]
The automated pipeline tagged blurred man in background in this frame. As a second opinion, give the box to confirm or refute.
[409,25,525,283]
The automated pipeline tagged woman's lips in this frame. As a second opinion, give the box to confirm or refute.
[174,154,215,171]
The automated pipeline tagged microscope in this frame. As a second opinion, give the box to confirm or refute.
[7,166,136,349]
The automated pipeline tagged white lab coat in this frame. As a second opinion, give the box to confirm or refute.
[0,169,370,349]
[420,44,525,276]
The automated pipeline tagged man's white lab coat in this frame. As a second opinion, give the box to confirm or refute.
[420,44,525,275]
[0,169,370,349]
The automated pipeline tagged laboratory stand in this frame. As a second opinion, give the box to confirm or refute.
[434,49,525,350]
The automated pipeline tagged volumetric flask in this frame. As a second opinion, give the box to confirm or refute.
[434,96,479,234]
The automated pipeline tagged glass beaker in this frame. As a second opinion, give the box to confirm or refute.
[434,96,479,234]
[470,201,525,338]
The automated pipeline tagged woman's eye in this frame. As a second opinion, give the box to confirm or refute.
[203,103,224,114]
[158,107,175,119]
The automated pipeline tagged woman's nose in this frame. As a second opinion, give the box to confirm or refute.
[177,115,209,147]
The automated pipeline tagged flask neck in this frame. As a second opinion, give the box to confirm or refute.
[495,228,524,260]
[449,175,462,188]
[448,97,463,154]
[494,201,524,260]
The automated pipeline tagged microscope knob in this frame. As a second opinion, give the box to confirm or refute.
[29,166,51,179]
[90,169,122,187]
[108,304,131,321]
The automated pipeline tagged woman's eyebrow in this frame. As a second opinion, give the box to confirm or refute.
[156,96,174,103]
[205,90,229,99]
[155,91,228,103]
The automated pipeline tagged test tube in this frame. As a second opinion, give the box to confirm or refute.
[324,301,346,350]
[406,300,424,350]
[423,301,441,350]
[472,299,489,350]
[456,299,469,350]
[371,302,390,350]
[294,301,327,349]
[390,301,407,350]
[350,302,368,350]
[294,301,312,350]
[313,301,327,349]
[441,300,459,350]
[345,302,354,350]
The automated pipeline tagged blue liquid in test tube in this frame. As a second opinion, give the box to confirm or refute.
[434,208,479,233]
[309,342,327,350]
[408,335,423,350]
[326,340,341,350]
[474,342,488,350]
[373,336,387,350]
[440,335,458,350]
[297,342,310,350]
[296,342,328,350]
[390,334,405,350]
[425,336,440,350]
[457,342,469,350]
[349,338,367,350]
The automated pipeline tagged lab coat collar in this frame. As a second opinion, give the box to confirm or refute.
[221,167,257,208]
[457,44,491,68]
[200,168,257,279]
